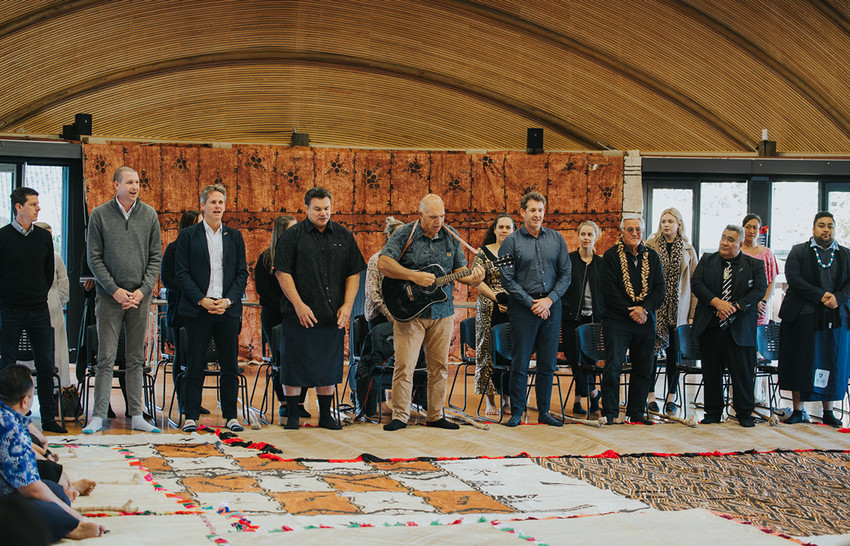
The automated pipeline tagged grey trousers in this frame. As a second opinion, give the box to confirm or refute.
[93,293,151,418]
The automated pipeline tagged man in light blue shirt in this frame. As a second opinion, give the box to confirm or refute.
[500,191,571,427]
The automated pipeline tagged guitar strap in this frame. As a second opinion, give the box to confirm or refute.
[398,219,479,260]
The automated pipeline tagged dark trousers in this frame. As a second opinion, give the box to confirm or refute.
[602,323,654,421]
[183,313,240,421]
[23,479,79,542]
[652,325,681,396]
[0,304,56,420]
[562,315,595,397]
[508,300,562,417]
[699,326,756,418]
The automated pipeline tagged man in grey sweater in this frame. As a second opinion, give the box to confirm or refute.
[83,166,162,433]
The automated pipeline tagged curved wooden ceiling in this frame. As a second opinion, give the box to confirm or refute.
[1,0,849,152]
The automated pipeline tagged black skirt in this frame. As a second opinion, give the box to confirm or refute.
[779,314,850,401]
[281,319,345,387]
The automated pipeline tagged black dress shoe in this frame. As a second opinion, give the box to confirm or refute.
[199,406,211,415]
[42,420,67,434]
[539,413,564,427]
[822,411,843,428]
[503,415,522,427]
[107,405,116,419]
[628,414,654,425]
[299,405,312,418]
[647,401,660,413]
[572,402,587,416]
[739,416,755,428]
[426,417,460,430]
[700,415,722,424]
[383,419,407,431]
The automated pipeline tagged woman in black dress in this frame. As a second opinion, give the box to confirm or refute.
[254,215,308,422]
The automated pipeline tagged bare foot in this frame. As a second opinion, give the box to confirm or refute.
[66,520,107,540]
[485,403,499,416]
[72,479,96,496]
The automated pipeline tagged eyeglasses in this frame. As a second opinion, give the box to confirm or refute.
[623,227,642,234]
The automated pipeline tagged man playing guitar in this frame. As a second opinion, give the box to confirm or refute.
[378,194,485,431]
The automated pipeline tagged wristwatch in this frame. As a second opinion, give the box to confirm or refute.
[225,298,232,308]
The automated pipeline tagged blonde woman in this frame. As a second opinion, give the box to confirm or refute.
[645,208,697,414]
[561,221,604,415]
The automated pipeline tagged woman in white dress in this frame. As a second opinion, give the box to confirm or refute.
[34,222,70,387]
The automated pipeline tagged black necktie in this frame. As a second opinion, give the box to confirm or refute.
[719,261,732,329]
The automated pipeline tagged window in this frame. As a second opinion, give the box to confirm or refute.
[650,188,694,242]
[25,165,67,255]
[826,185,850,246]
[0,164,15,223]
[771,181,819,263]
[698,182,747,255]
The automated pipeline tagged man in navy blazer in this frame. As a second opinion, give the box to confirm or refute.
[691,224,767,427]
[175,184,248,433]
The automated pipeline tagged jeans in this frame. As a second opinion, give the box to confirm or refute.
[508,300,562,418]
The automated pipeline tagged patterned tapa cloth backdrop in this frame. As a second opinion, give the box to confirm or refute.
[84,143,625,360]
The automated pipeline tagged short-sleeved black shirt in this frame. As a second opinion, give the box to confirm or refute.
[274,219,366,324]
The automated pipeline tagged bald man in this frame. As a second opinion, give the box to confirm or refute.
[378,195,485,431]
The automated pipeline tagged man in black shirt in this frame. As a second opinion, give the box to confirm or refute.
[600,215,665,425]
[275,187,366,430]
[0,187,65,433]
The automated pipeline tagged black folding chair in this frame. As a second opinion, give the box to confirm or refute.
[448,316,476,411]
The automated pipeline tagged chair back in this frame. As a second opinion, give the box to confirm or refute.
[757,323,780,361]
[349,314,369,367]
[489,323,511,364]
[575,322,605,363]
[459,317,476,364]
[17,330,33,361]
[677,324,701,360]
[271,323,284,367]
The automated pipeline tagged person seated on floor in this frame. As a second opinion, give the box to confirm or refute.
[0,365,107,541]
[29,423,96,502]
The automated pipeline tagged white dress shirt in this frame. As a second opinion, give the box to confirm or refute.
[203,219,224,299]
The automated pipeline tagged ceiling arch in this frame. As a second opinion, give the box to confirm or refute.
[1,0,848,153]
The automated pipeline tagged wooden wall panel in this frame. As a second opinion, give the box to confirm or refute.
[235,145,278,213]
[314,149,356,213]
[389,152,431,214]
[84,143,625,361]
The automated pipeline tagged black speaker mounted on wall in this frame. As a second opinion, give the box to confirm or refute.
[527,128,543,154]
[291,129,310,147]
[61,113,92,140]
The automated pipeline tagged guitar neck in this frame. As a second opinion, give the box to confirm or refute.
[434,267,473,287]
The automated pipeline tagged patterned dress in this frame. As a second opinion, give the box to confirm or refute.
[742,245,779,326]
[474,246,509,395]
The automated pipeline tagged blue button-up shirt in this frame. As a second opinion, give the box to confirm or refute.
[499,225,571,308]
[0,400,39,495]
[381,221,467,319]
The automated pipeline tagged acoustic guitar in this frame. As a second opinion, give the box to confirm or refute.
[382,254,514,322]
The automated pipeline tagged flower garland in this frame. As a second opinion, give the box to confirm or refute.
[617,239,649,302]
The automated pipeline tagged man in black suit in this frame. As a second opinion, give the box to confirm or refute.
[691,224,767,427]
[778,212,850,427]
[175,184,248,433]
